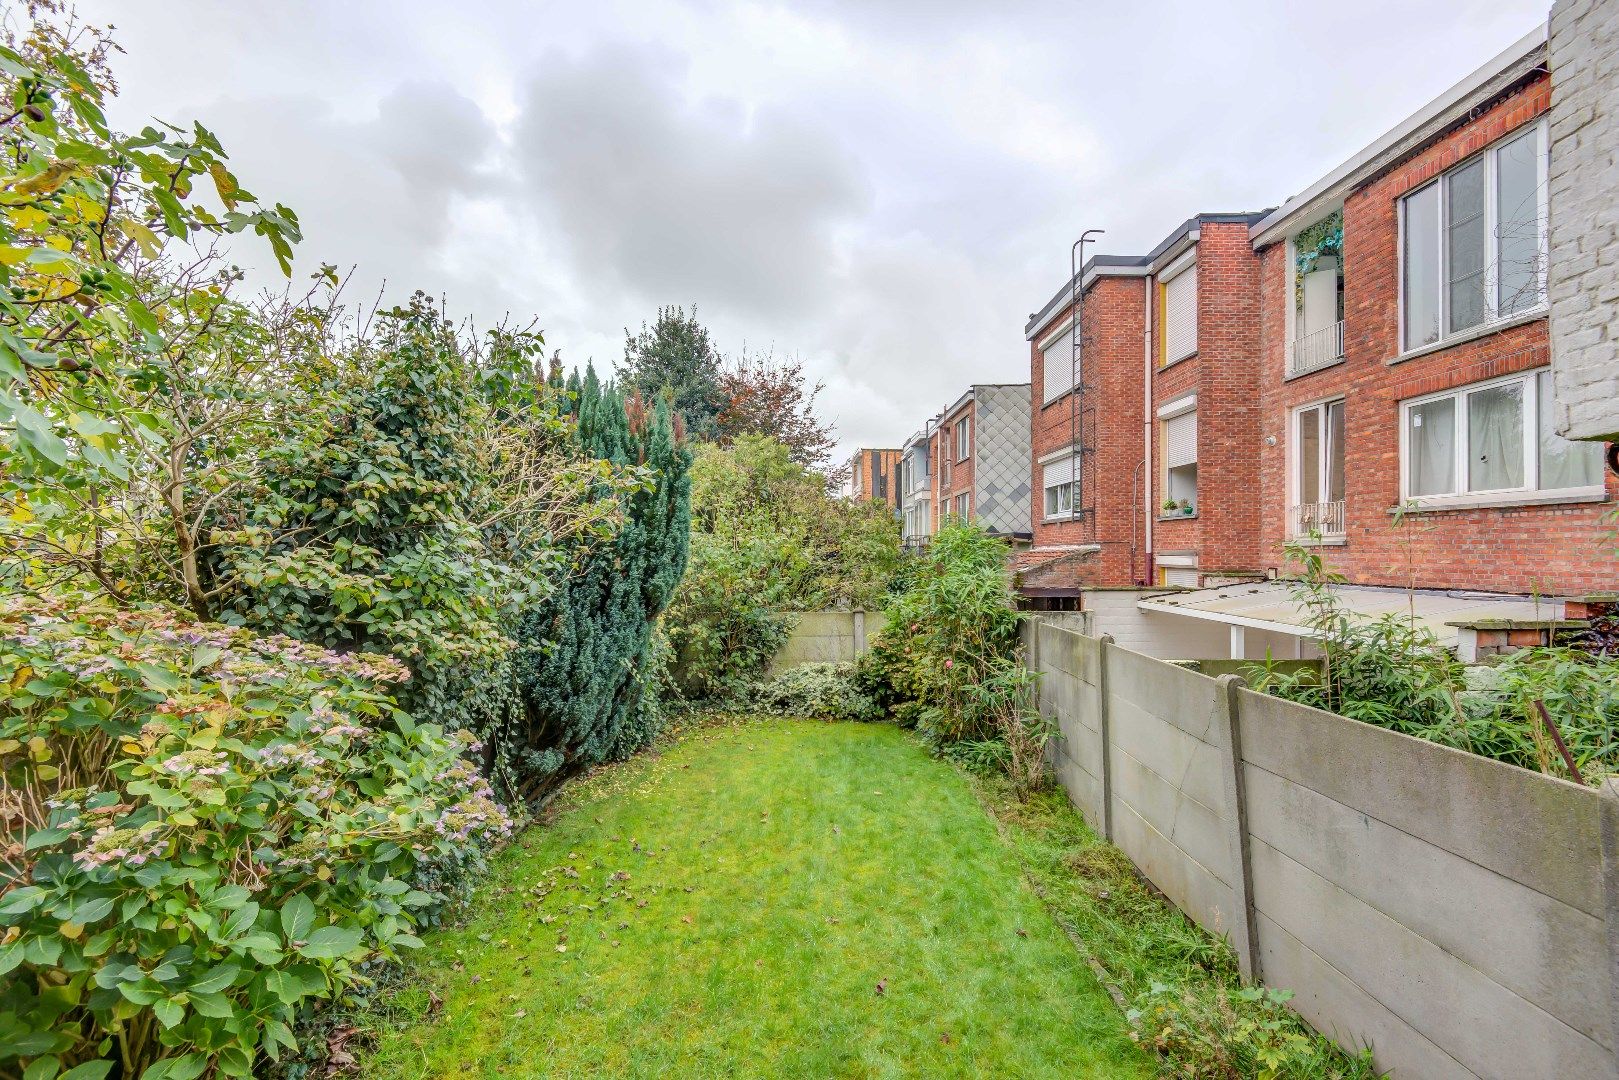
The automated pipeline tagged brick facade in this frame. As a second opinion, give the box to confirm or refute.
[1151,219,1268,583]
[1026,275,1148,590]
[931,399,975,529]
[1255,70,1619,596]
[845,447,901,509]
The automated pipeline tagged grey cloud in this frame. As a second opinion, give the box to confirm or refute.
[510,45,871,319]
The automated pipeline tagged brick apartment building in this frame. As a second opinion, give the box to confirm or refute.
[842,447,901,510]
[1250,28,1617,596]
[1003,23,1615,649]
[925,384,1033,541]
[1017,215,1271,600]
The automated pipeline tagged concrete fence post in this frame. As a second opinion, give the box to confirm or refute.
[1214,673,1261,983]
[1097,633,1115,842]
[853,610,866,656]
[1600,778,1619,1076]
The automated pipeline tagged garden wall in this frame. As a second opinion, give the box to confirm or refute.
[1023,616,1619,1080]
[768,611,873,674]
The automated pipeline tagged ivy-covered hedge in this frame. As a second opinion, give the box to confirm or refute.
[0,601,513,1079]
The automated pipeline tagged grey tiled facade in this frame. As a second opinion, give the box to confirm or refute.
[971,383,1032,538]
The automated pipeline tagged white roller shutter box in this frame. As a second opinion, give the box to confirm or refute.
[1042,334,1075,404]
[1163,263,1197,362]
[1043,458,1075,487]
[1163,410,1197,469]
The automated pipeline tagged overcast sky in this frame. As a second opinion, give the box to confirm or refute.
[79,0,1546,460]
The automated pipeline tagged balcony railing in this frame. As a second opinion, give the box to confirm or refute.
[1289,499,1346,539]
[1289,319,1345,377]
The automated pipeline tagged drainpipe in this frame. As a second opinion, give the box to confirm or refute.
[1142,274,1154,586]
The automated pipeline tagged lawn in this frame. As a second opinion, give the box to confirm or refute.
[356,718,1153,1079]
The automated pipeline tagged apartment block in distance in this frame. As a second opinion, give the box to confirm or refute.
[928,384,1032,542]
[842,447,901,510]
[898,427,933,546]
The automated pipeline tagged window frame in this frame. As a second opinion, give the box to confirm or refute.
[1039,316,1078,406]
[1040,453,1078,522]
[1397,118,1549,356]
[1289,396,1346,516]
[954,416,972,462]
[1160,252,1198,367]
[1397,366,1604,508]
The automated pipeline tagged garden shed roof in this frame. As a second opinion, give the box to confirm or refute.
[1136,581,1567,650]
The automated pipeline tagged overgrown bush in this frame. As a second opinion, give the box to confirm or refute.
[663,436,900,701]
[751,663,881,722]
[866,522,1024,742]
[1249,539,1619,786]
[0,600,512,1079]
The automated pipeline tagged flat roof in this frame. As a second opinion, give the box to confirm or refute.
[1025,212,1270,340]
[1137,580,1567,650]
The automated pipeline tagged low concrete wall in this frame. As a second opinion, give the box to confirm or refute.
[1024,616,1618,1080]
[767,610,872,674]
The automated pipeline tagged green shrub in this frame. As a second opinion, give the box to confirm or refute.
[0,600,513,1079]
[867,521,1024,744]
[751,663,881,722]
[663,436,901,701]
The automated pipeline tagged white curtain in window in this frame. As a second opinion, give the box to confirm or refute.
[1407,397,1456,496]
[1467,383,1524,491]
[1163,264,1197,362]
[1538,371,1602,489]
[1404,184,1441,350]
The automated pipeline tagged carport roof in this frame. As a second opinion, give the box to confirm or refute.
[1136,581,1566,650]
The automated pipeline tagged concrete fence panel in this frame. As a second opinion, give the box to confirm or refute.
[1026,615,1619,1080]
[767,611,871,674]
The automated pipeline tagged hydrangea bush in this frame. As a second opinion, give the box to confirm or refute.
[0,600,514,1079]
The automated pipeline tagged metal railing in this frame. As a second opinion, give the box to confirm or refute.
[1288,499,1346,539]
[1289,319,1345,377]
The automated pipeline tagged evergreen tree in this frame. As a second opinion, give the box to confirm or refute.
[512,365,692,799]
[619,305,724,440]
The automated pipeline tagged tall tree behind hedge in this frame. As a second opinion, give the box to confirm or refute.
[619,305,724,440]
[512,366,692,798]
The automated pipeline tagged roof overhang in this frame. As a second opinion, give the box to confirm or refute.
[1250,26,1548,249]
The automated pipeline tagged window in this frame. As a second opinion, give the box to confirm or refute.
[954,416,972,461]
[1401,121,1546,352]
[1160,399,1197,510]
[954,493,970,519]
[1041,321,1076,404]
[1401,368,1602,504]
[1291,399,1346,536]
[1042,457,1077,519]
[1162,260,1197,364]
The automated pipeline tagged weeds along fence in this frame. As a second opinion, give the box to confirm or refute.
[1022,616,1619,1080]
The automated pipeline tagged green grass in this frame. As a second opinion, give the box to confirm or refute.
[966,772,1381,1079]
[355,718,1152,1079]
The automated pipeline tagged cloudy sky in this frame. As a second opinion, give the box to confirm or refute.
[79,0,1546,459]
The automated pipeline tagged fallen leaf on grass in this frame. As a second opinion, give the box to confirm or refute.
[875,979,886,996]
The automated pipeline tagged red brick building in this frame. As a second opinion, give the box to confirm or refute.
[1251,31,1617,597]
[843,447,901,510]
[1018,214,1271,600]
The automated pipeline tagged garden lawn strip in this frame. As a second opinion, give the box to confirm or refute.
[356,718,1151,1079]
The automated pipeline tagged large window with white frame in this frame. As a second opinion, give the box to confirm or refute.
[1159,396,1198,511]
[954,416,972,461]
[1042,456,1077,519]
[1400,120,1547,353]
[1291,398,1346,536]
[1161,257,1197,365]
[1040,319,1077,405]
[1401,368,1603,505]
